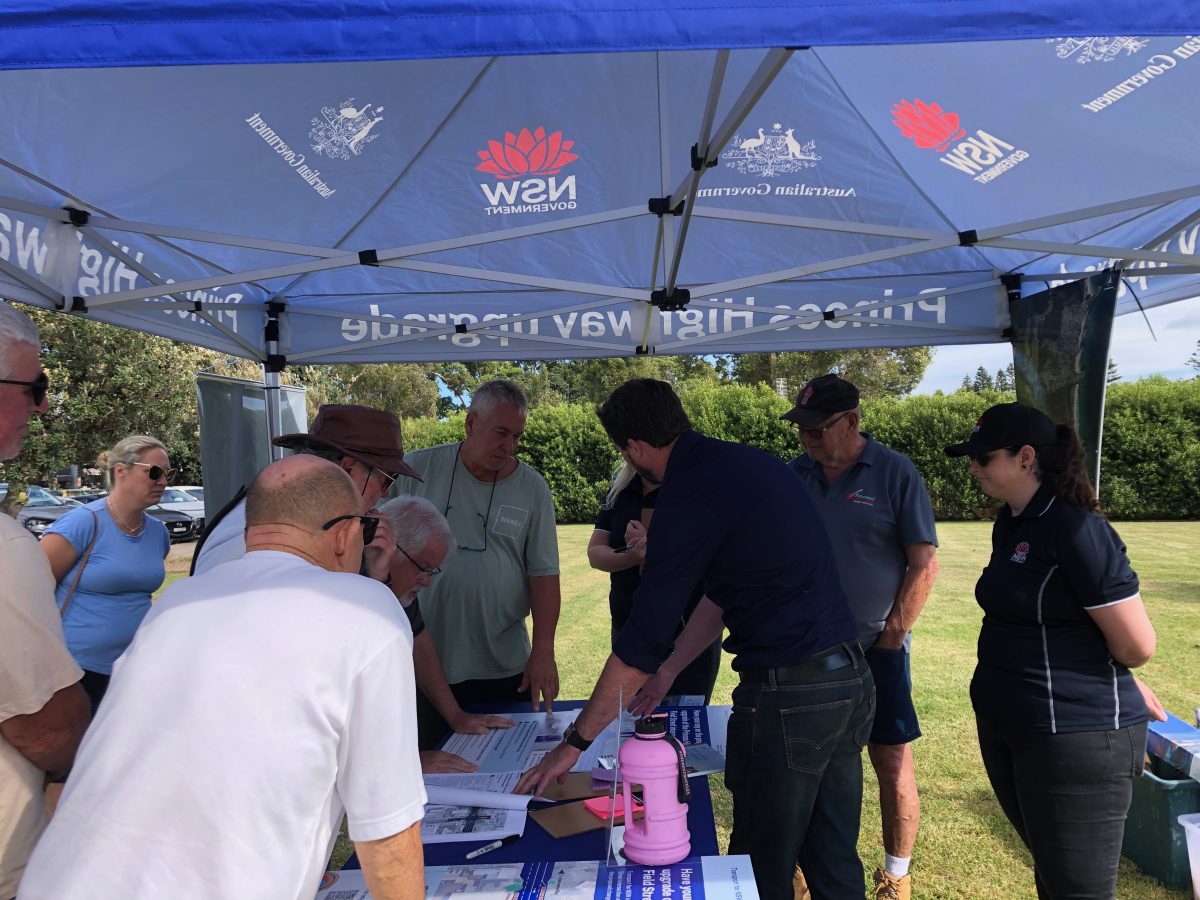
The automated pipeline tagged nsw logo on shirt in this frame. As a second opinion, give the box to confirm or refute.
[846,487,877,507]
[1010,541,1031,564]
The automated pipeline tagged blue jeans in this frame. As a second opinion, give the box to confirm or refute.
[725,644,876,900]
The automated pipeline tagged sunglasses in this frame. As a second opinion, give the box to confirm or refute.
[396,543,441,577]
[795,410,851,440]
[322,514,379,544]
[132,461,176,482]
[0,371,49,406]
[971,448,1017,467]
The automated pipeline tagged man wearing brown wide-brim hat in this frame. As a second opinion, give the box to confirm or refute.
[192,403,513,767]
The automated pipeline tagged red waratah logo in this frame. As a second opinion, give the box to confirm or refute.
[800,386,814,405]
[475,127,578,180]
[891,99,967,153]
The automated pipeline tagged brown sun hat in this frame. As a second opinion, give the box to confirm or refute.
[273,404,422,481]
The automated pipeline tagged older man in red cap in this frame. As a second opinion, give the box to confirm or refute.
[193,404,511,767]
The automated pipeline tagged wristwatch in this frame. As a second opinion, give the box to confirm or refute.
[562,721,593,752]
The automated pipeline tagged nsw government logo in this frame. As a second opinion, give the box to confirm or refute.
[309,98,385,161]
[891,99,1031,186]
[475,126,579,216]
[1011,541,1031,564]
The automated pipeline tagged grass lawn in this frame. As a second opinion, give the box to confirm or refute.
[165,521,1197,897]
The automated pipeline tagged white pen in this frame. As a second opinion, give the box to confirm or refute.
[464,834,520,860]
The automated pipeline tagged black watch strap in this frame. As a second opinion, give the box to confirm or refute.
[562,721,593,752]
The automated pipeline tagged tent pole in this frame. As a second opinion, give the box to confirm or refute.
[263,366,283,460]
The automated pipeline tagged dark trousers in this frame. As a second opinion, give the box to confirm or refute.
[416,672,532,751]
[80,669,110,716]
[976,716,1147,900]
[611,626,723,705]
[725,644,876,900]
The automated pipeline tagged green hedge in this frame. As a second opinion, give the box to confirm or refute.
[402,378,1200,523]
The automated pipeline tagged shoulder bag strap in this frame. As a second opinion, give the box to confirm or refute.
[59,508,100,620]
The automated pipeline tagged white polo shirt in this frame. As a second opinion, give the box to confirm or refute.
[19,551,425,900]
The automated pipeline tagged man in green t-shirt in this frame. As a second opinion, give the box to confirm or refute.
[392,380,560,741]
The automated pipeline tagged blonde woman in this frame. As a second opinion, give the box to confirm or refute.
[42,436,171,712]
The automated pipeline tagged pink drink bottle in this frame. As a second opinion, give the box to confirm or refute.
[620,715,691,865]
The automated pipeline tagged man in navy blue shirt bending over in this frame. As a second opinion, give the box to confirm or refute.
[516,378,875,900]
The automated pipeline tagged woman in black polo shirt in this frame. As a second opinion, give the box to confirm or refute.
[945,403,1160,900]
[587,462,722,703]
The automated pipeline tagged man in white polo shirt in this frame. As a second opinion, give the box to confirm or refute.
[20,455,426,900]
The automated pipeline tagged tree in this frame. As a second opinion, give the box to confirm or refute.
[730,347,933,399]
[1107,357,1121,385]
[291,364,439,419]
[994,363,1015,392]
[1188,339,1199,373]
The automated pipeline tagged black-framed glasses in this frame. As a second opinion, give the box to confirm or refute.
[0,371,49,406]
[396,543,441,577]
[444,442,497,553]
[132,462,176,482]
[322,514,379,544]
[795,410,851,440]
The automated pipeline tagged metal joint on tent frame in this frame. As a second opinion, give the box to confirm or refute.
[648,197,685,217]
[265,354,287,373]
[651,287,690,311]
[999,273,1022,303]
[958,230,979,246]
[690,144,718,172]
[823,309,837,321]
[69,296,87,313]
[63,206,90,227]
[455,323,468,334]
[358,249,381,266]
[265,300,286,342]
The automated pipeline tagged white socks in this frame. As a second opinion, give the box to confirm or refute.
[884,854,911,878]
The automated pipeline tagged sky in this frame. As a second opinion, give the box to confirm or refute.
[914,294,1200,394]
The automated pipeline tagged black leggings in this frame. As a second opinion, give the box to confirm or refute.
[976,717,1147,899]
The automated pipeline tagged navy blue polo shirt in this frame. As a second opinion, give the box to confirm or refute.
[972,485,1148,733]
[594,482,704,631]
[613,430,855,674]
[789,434,938,647]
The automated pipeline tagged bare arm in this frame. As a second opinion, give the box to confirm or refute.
[412,630,513,735]
[627,597,723,716]
[520,574,561,711]
[0,681,90,775]
[1088,595,1156,668]
[355,820,424,900]
[587,530,642,573]
[515,653,650,795]
[874,542,939,650]
[40,533,80,584]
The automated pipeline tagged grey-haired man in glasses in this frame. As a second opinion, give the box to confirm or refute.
[0,302,90,900]
[783,374,940,900]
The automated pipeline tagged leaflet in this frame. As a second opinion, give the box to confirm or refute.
[316,855,760,900]
[421,803,527,845]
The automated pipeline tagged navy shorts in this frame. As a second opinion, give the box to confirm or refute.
[864,644,922,745]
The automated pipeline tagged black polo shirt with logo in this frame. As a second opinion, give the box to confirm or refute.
[971,485,1148,734]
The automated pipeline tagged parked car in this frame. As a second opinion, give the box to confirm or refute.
[173,485,205,504]
[146,505,202,542]
[17,485,78,537]
[26,491,201,543]
[155,487,206,525]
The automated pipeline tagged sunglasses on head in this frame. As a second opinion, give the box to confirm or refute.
[132,461,175,482]
[0,371,49,406]
[322,514,380,544]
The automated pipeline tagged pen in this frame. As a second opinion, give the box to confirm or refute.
[465,834,520,860]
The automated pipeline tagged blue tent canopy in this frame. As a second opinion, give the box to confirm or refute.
[0,3,1196,365]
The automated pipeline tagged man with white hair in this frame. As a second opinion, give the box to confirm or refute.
[392,379,561,739]
[0,302,89,900]
[21,456,426,900]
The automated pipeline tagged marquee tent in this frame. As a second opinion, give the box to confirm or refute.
[0,2,1197,371]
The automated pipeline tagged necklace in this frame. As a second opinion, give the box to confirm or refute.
[106,496,145,537]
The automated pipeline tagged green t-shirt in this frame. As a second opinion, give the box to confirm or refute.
[392,443,560,683]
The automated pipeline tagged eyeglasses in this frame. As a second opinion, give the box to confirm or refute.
[132,462,176,482]
[795,410,851,440]
[444,442,498,553]
[971,448,1017,467]
[321,514,380,544]
[396,543,441,577]
[362,462,396,496]
[0,371,49,406]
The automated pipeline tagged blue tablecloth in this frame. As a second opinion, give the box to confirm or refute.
[345,702,721,868]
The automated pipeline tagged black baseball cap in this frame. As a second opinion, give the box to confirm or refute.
[944,403,1057,458]
[780,374,860,427]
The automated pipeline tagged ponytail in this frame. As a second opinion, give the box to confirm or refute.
[1036,425,1100,513]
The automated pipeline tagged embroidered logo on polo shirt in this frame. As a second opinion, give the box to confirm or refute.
[847,488,877,507]
[1011,541,1030,564]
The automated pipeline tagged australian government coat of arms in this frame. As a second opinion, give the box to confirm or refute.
[721,124,821,177]
[309,98,385,161]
